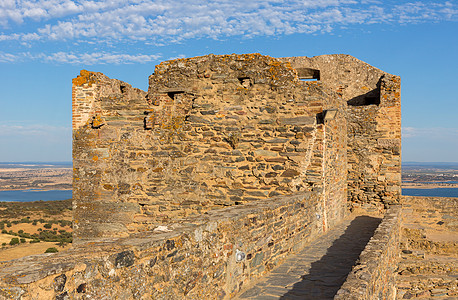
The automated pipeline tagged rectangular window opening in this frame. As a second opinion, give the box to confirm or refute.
[296,68,320,81]
[167,91,184,100]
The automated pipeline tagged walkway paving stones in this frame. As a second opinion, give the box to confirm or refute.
[236,215,382,300]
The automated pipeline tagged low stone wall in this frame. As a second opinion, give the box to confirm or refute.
[0,192,327,300]
[396,196,457,299]
[334,205,401,300]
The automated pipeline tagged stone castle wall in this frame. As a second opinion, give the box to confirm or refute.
[72,54,348,242]
[0,53,405,300]
[335,205,402,300]
[281,55,402,208]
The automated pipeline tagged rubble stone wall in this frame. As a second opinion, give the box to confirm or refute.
[281,55,401,208]
[396,196,458,299]
[72,54,348,242]
[346,75,401,208]
[0,192,325,300]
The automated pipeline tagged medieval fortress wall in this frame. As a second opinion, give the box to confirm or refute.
[72,53,400,242]
[0,54,408,299]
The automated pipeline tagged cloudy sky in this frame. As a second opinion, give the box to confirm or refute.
[0,0,457,162]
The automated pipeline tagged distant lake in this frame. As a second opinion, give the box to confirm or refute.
[402,188,458,198]
[0,189,72,202]
[1,188,456,202]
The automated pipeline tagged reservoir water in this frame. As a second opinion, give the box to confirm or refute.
[0,189,72,202]
[0,188,456,202]
[402,188,458,198]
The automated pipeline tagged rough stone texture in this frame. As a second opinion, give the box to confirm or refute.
[335,205,402,300]
[0,53,407,299]
[281,55,402,208]
[72,54,348,242]
[396,196,458,299]
[0,192,325,300]
[235,214,382,299]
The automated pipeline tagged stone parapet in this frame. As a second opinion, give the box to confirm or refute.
[0,192,326,299]
[334,205,402,300]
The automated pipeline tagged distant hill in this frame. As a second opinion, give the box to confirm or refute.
[0,162,72,169]
[402,162,458,170]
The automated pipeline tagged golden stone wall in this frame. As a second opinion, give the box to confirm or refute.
[72,54,348,242]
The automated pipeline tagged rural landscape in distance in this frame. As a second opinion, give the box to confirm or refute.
[0,161,456,261]
[0,162,72,261]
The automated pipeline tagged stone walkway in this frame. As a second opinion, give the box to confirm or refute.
[236,215,382,300]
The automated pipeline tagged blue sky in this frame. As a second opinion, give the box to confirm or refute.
[0,0,457,162]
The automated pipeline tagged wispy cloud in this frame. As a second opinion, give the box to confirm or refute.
[1,1,456,42]
[0,52,18,63]
[0,1,455,64]
[394,1,457,23]
[402,127,458,138]
[0,124,70,137]
[402,126,458,162]
[0,123,71,161]
[38,52,162,64]
[0,51,161,64]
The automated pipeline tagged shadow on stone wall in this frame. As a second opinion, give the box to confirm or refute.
[347,77,381,106]
[280,216,382,299]
[347,89,380,106]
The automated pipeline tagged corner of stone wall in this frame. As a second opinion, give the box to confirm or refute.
[72,70,98,131]
[72,70,148,243]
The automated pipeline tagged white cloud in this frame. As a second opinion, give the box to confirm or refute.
[0,51,161,64]
[0,124,70,137]
[394,2,458,23]
[0,0,455,44]
[402,127,458,162]
[0,52,18,63]
[39,52,162,64]
[402,127,458,138]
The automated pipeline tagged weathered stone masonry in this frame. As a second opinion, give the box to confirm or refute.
[72,54,356,242]
[281,55,402,209]
[72,54,400,242]
[0,54,403,299]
